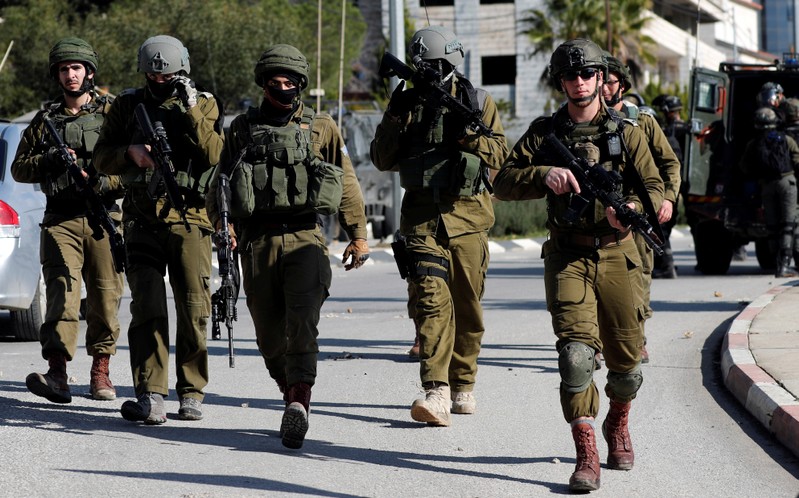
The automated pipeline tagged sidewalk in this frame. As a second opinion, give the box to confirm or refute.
[721,281,799,458]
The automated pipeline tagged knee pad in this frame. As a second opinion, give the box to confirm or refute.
[558,342,595,393]
[606,366,643,399]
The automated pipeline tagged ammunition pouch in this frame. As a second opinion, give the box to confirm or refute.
[399,149,483,197]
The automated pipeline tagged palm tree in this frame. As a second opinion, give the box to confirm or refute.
[520,0,655,88]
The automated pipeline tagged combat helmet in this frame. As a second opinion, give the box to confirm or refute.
[604,52,631,93]
[254,44,309,89]
[408,26,464,67]
[784,97,799,124]
[757,82,784,108]
[754,107,779,130]
[653,95,682,113]
[549,39,607,91]
[138,35,190,74]
[49,37,98,79]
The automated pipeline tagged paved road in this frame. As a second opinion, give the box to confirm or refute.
[1,230,797,497]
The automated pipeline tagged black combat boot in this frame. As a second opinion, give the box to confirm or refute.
[26,353,71,404]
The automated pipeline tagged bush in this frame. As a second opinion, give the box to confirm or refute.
[490,198,548,238]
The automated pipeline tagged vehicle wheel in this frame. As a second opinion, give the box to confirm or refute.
[692,220,734,275]
[10,274,45,341]
[755,238,777,271]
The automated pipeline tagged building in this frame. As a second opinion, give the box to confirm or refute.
[367,0,770,130]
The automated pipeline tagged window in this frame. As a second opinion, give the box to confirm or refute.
[419,0,454,6]
[481,56,516,85]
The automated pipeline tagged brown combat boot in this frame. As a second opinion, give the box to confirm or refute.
[275,378,289,404]
[90,353,116,400]
[602,400,634,470]
[569,421,600,492]
[281,382,312,449]
[408,319,421,360]
[26,353,71,404]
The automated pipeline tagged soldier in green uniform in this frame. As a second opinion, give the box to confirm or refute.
[206,44,369,449]
[370,26,508,427]
[94,35,223,424]
[493,39,663,492]
[602,54,681,364]
[12,38,124,404]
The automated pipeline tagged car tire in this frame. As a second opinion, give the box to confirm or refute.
[692,220,734,275]
[11,274,45,341]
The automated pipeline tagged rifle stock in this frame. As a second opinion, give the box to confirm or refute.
[42,117,126,273]
[543,133,664,255]
[133,103,191,232]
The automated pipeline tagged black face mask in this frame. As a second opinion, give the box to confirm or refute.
[266,85,299,106]
[146,79,176,101]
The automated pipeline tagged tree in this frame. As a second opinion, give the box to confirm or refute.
[0,0,367,118]
[520,0,655,89]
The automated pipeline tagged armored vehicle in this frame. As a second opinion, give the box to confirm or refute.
[684,54,799,274]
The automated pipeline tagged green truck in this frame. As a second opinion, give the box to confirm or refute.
[684,54,799,274]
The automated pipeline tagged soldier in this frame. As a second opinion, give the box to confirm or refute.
[370,26,508,427]
[602,54,681,364]
[740,107,799,278]
[493,39,663,492]
[206,44,369,449]
[94,35,223,424]
[12,38,125,404]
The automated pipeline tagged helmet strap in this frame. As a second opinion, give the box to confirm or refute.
[604,86,622,107]
[61,70,94,98]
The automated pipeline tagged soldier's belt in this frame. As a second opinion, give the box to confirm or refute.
[551,229,632,250]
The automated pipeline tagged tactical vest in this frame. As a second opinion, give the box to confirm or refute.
[123,88,217,202]
[228,107,343,218]
[397,80,485,198]
[41,100,106,197]
[753,131,793,180]
[547,110,628,229]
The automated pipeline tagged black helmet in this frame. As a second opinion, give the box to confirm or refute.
[49,37,98,78]
[408,26,464,67]
[623,92,646,106]
[138,35,190,74]
[254,44,309,89]
[757,82,784,108]
[754,107,779,130]
[549,38,607,91]
[653,95,682,113]
[604,52,631,93]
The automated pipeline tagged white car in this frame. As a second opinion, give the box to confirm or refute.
[0,121,46,340]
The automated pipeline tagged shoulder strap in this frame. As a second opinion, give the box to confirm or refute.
[619,136,666,244]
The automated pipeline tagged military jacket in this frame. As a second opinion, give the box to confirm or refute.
[11,95,124,225]
[620,101,681,205]
[207,102,367,243]
[493,104,664,237]
[370,76,509,237]
[93,86,223,230]
[740,132,799,180]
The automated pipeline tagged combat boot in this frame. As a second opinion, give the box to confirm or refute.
[26,353,71,404]
[775,255,797,278]
[411,382,451,426]
[281,382,312,449]
[275,378,289,404]
[89,353,116,400]
[602,400,634,470]
[569,421,600,492]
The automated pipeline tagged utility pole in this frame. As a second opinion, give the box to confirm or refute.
[388,0,405,237]
[604,0,612,51]
[316,0,323,111]
[337,0,346,128]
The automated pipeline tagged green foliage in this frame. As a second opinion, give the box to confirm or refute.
[639,81,690,122]
[519,0,655,91]
[490,199,549,238]
[0,0,367,118]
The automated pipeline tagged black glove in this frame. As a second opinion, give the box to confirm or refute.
[387,81,415,117]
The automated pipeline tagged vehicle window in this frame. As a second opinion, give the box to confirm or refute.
[695,81,718,112]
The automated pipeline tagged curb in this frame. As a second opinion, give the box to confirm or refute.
[721,282,799,458]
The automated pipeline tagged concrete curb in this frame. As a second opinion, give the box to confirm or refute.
[721,282,799,458]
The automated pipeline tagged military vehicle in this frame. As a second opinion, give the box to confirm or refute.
[684,53,799,274]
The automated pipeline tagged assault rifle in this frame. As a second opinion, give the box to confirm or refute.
[543,133,664,255]
[42,117,126,273]
[210,173,237,368]
[133,103,191,232]
[378,52,494,137]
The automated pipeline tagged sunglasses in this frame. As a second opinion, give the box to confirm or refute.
[562,68,599,81]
